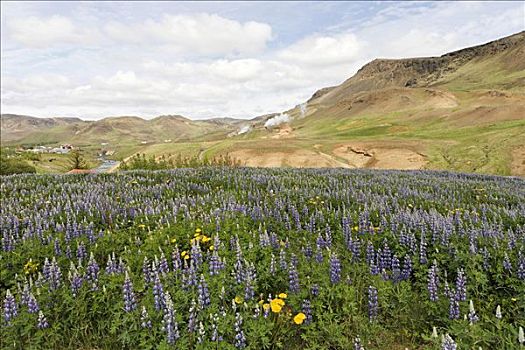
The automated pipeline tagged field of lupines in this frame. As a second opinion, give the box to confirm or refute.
[1,168,524,350]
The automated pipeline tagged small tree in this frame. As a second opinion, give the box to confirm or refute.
[69,149,87,170]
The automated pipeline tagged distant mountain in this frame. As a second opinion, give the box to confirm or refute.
[2,31,524,175]
[0,114,85,142]
[1,114,238,146]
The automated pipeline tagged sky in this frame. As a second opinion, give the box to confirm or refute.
[1,1,524,120]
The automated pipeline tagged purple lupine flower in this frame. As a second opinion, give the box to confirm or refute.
[517,251,525,280]
[315,246,324,263]
[188,299,197,333]
[368,286,378,322]
[142,257,151,285]
[3,290,18,325]
[503,253,512,272]
[234,312,246,349]
[380,241,391,271]
[190,241,203,270]
[370,261,379,275]
[302,299,312,324]
[49,257,62,291]
[152,271,165,311]
[184,260,198,289]
[329,252,341,284]
[106,253,117,275]
[37,310,49,329]
[351,238,361,262]
[303,244,313,260]
[209,250,224,275]
[122,271,137,312]
[279,248,287,271]
[69,262,83,297]
[325,226,332,248]
[234,254,244,285]
[401,255,412,280]
[86,253,99,291]
[198,274,211,308]
[116,257,126,274]
[441,334,457,350]
[27,293,39,314]
[481,247,490,271]
[171,245,181,273]
[419,234,428,265]
[269,253,276,274]
[161,291,179,344]
[43,258,52,281]
[428,261,439,302]
[288,254,300,293]
[467,300,479,324]
[54,238,62,256]
[1,231,15,252]
[366,242,375,266]
[443,281,451,299]
[244,263,256,301]
[65,245,72,259]
[449,290,460,320]
[158,251,169,275]
[141,306,152,328]
[311,284,319,296]
[455,268,466,302]
[391,255,401,282]
[210,313,222,342]
[76,241,87,261]
[21,283,30,306]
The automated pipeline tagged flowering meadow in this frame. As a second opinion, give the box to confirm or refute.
[1,168,524,349]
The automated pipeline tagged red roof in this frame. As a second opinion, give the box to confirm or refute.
[66,169,94,174]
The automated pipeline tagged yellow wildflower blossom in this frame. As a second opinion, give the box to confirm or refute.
[234,296,243,304]
[278,293,287,299]
[293,312,306,324]
[270,298,285,313]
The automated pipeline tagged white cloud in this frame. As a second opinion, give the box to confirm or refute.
[6,12,272,56]
[279,33,362,66]
[109,13,272,55]
[7,15,100,47]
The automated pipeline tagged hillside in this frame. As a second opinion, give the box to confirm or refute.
[2,31,524,175]
[215,31,525,175]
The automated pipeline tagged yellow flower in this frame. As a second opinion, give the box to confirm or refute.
[170,238,177,244]
[293,312,306,325]
[181,251,187,257]
[353,226,359,231]
[138,224,146,229]
[511,298,517,302]
[184,255,190,260]
[258,300,264,305]
[263,303,270,311]
[209,245,214,251]
[202,236,211,243]
[234,296,243,304]
[23,259,39,275]
[278,293,287,299]
[195,228,202,233]
[270,298,285,313]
